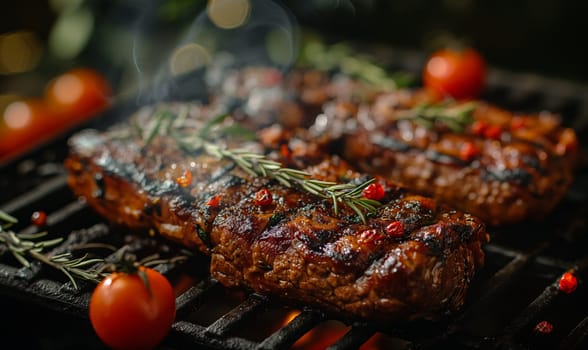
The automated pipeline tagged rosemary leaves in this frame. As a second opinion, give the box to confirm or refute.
[142,111,382,222]
[186,136,380,223]
[0,209,104,288]
[396,102,477,133]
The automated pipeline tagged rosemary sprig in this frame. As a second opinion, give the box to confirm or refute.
[297,37,411,89]
[142,112,382,222]
[0,210,105,289]
[396,102,477,133]
[203,141,381,222]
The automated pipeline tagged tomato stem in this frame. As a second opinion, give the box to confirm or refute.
[139,269,153,298]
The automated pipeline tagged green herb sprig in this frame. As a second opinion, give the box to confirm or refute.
[396,102,477,133]
[297,38,412,89]
[143,112,382,223]
[0,210,104,288]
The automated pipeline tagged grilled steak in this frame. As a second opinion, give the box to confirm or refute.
[64,103,489,322]
[207,66,581,225]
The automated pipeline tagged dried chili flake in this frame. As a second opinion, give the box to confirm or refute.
[254,188,273,206]
[385,221,405,237]
[359,229,386,246]
[362,183,385,201]
[176,170,193,188]
[510,117,527,131]
[280,144,291,159]
[459,141,479,161]
[31,211,47,227]
[533,320,554,334]
[558,272,578,294]
[207,195,222,208]
[483,125,502,140]
[470,120,488,136]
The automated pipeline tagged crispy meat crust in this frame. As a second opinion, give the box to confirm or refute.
[309,90,580,226]
[64,109,488,322]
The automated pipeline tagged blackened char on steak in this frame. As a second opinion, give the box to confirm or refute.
[208,67,581,226]
[310,89,580,226]
[64,103,489,322]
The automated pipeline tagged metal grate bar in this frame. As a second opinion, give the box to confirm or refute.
[172,320,258,350]
[560,316,588,350]
[495,256,588,348]
[16,199,88,236]
[325,323,376,350]
[0,175,68,213]
[256,310,325,350]
[175,278,219,318]
[205,294,267,337]
[496,283,560,344]
[414,242,550,349]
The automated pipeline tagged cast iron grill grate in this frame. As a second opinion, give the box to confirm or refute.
[1,62,587,350]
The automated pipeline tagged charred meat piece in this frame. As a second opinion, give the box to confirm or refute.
[64,105,488,322]
[311,90,580,226]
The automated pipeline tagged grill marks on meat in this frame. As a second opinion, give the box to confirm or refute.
[65,110,488,322]
[212,189,486,321]
[311,91,580,226]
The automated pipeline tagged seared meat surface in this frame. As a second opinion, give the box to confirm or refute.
[65,104,488,322]
[209,67,580,226]
[311,90,580,226]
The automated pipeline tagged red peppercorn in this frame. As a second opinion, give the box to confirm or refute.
[459,141,479,162]
[207,195,222,208]
[31,211,47,227]
[385,221,404,237]
[254,188,273,206]
[176,170,193,188]
[483,125,502,140]
[510,116,527,131]
[558,272,578,294]
[470,120,488,136]
[533,320,554,334]
[358,229,386,246]
[280,144,291,159]
[362,183,385,201]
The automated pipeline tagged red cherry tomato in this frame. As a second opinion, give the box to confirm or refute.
[45,67,112,126]
[89,267,176,350]
[0,98,57,161]
[423,48,486,100]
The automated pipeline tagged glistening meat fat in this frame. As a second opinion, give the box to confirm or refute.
[311,90,580,226]
[64,104,489,322]
[208,67,580,226]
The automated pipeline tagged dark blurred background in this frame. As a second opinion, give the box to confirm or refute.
[2,0,588,99]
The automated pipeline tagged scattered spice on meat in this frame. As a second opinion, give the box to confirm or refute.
[362,182,385,201]
[176,170,193,188]
[385,221,405,237]
[254,188,273,206]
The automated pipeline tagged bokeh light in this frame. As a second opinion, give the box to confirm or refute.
[3,101,32,129]
[207,0,251,29]
[0,31,42,75]
[169,43,211,76]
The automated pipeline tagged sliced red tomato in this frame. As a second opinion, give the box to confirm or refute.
[89,267,176,350]
[422,48,486,100]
